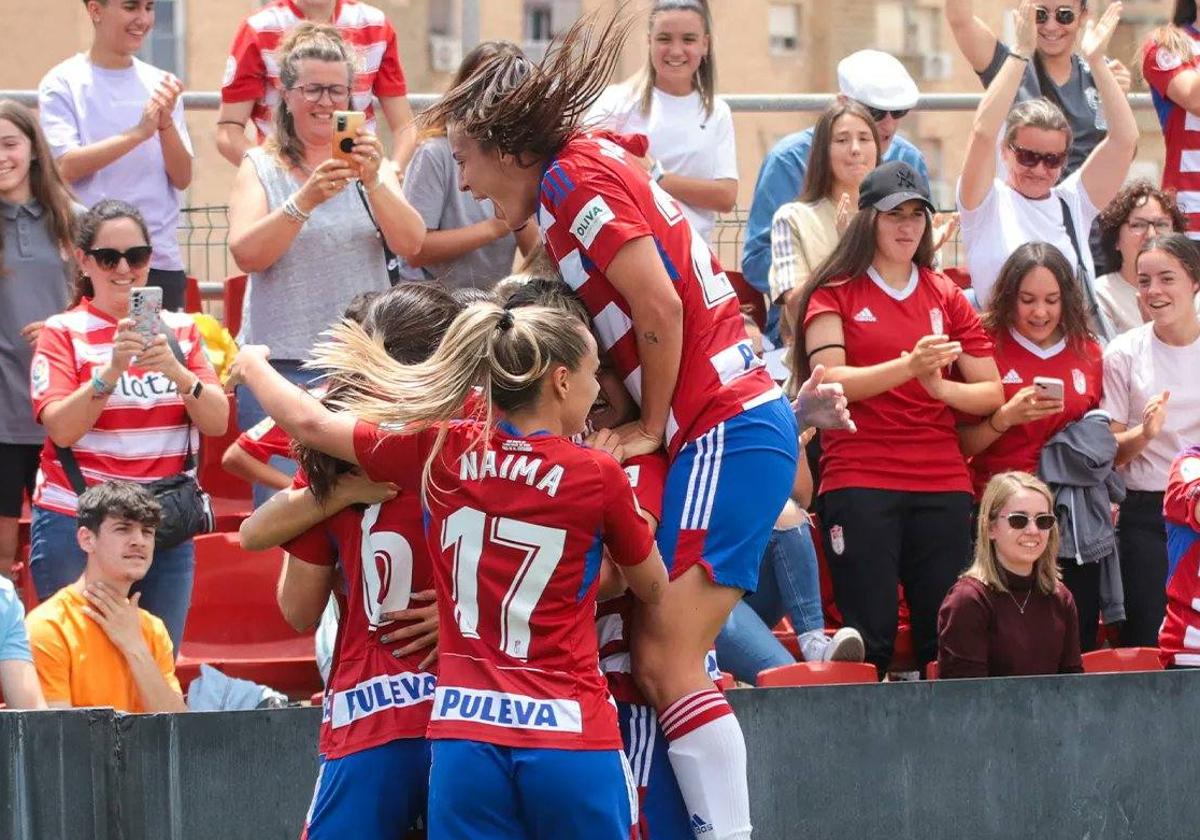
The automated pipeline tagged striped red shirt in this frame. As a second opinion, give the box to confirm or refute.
[1143,27,1200,237]
[30,301,219,515]
[220,0,407,142]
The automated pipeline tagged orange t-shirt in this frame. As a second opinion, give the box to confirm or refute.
[26,585,180,713]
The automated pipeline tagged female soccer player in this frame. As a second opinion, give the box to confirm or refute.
[421,16,798,836]
[230,302,668,839]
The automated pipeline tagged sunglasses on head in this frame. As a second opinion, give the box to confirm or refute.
[1008,143,1068,170]
[1035,5,1077,25]
[1002,512,1057,531]
[86,246,153,271]
[866,106,910,122]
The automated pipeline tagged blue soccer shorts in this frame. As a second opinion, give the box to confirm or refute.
[619,702,694,840]
[303,737,430,839]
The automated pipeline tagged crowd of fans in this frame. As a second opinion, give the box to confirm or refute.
[3,0,1200,838]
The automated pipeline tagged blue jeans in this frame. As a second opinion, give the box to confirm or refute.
[715,521,825,684]
[236,359,325,508]
[30,505,196,655]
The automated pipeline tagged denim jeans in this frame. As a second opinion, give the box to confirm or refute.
[236,359,326,508]
[30,505,196,655]
[715,521,826,684]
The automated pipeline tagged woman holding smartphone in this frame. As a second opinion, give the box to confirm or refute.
[28,200,227,651]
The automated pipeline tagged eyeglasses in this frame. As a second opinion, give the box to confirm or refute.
[290,83,352,104]
[1008,143,1068,170]
[1001,512,1057,531]
[1035,6,1077,26]
[86,246,153,270]
[866,107,910,122]
[1126,219,1175,235]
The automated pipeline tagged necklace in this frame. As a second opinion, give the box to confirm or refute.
[1007,589,1033,615]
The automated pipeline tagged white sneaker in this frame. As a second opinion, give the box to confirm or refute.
[823,627,865,662]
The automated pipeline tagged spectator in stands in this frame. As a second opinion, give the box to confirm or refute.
[798,161,1003,676]
[586,0,736,244]
[957,0,1136,314]
[744,49,925,341]
[216,0,417,168]
[946,0,1131,178]
[1095,182,1191,336]
[0,575,47,709]
[937,471,1083,678]
[26,481,185,712]
[37,0,193,312]
[0,101,78,580]
[1158,444,1200,668]
[769,100,880,342]
[399,41,537,290]
[1103,233,1200,646]
[1141,1,1200,239]
[28,200,227,652]
[227,23,423,505]
[957,243,1103,644]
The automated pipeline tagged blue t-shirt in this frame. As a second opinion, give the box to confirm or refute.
[742,129,929,339]
[0,576,33,663]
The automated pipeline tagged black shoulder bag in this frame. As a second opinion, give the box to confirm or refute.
[56,331,214,549]
[356,180,403,286]
[1058,197,1115,342]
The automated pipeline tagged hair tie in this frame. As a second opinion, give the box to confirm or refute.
[497,310,515,332]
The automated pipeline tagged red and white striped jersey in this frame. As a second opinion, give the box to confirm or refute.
[30,301,219,515]
[1158,446,1200,667]
[1143,28,1200,238]
[538,130,781,458]
[220,0,407,142]
[353,418,656,750]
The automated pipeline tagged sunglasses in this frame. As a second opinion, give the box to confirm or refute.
[290,83,352,104]
[1035,6,1077,25]
[867,107,910,122]
[1001,512,1057,531]
[86,246,153,270]
[1008,143,1068,170]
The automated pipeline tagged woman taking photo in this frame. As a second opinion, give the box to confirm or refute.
[0,100,76,579]
[937,471,1083,679]
[799,160,1003,677]
[227,23,423,502]
[1102,233,1200,646]
[957,0,1137,308]
[770,100,880,342]
[586,0,736,243]
[28,200,228,651]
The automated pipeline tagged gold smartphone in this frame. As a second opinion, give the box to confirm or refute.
[332,110,366,164]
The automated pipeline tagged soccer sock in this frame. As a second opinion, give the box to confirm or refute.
[659,689,753,840]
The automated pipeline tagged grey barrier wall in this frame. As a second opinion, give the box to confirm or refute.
[4,671,1199,839]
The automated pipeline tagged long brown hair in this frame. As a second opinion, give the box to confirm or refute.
[419,40,526,142]
[797,100,881,205]
[981,242,1095,351]
[267,22,355,169]
[0,100,76,279]
[791,206,935,382]
[634,0,717,118]
[419,7,636,163]
[1137,233,1200,295]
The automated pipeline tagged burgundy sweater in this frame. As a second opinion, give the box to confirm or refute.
[937,568,1083,678]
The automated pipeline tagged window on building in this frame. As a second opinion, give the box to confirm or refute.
[768,4,800,55]
[139,0,185,79]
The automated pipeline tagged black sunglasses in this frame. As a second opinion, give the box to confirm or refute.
[1035,6,1077,25]
[867,107,910,122]
[1002,512,1057,531]
[86,246,153,270]
[1008,143,1068,170]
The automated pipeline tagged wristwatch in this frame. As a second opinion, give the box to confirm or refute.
[184,377,203,399]
[649,159,666,183]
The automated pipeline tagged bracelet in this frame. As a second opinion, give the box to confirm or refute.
[649,159,666,183]
[282,196,311,223]
[1009,51,1032,63]
[986,412,1007,434]
[91,368,117,398]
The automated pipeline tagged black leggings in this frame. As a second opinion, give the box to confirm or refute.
[1116,491,1168,647]
[1059,559,1102,653]
[820,488,972,676]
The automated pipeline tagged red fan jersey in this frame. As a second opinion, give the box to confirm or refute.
[233,416,294,464]
[353,419,656,750]
[968,329,1103,499]
[1143,29,1200,238]
[283,489,437,760]
[1158,446,1200,667]
[537,130,782,458]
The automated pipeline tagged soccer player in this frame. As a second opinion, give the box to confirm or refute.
[422,16,799,836]
[229,302,668,839]
[1159,445,1200,668]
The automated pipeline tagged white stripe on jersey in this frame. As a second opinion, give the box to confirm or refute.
[538,203,557,231]
[76,427,194,460]
[600,650,632,675]
[558,247,586,290]
[742,386,784,413]
[593,301,633,351]
[623,367,643,405]
[596,611,625,649]
[1176,190,1200,214]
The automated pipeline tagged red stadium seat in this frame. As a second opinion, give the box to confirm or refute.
[772,617,802,660]
[197,393,253,514]
[715,672,736,692]
[925,661,939,680]
[184,275,203,313]
[223,274,249,338]
[175,532,321,697]
[1081,647,1165,674]
[756,661,878,687]
[726,270,767,332]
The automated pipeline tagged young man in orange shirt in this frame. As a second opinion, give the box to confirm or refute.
[26,481,185,713]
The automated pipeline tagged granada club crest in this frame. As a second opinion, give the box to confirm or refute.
[929,307,944,336]
[829,525,846,556]
[1071,368,1087,395]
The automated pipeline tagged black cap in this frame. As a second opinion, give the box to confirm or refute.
[858,161,935,213]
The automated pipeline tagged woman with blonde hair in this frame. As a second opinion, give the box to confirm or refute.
[937,471,1083,678]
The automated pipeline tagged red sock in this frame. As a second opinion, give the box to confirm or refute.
[659,687,732,741]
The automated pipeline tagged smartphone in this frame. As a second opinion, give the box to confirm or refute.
[1033,376,1065,402]
[332,110,366,164]
[129,287,163,341]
